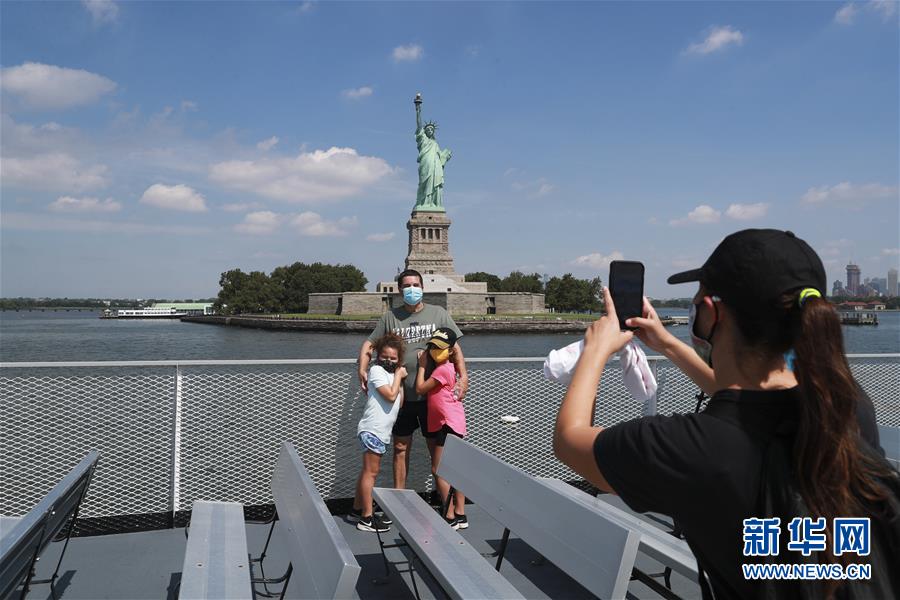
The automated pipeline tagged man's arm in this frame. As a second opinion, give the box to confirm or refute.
[358,339,374,392]
[451,344,469,401]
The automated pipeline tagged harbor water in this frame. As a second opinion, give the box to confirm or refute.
[1,309,898,362]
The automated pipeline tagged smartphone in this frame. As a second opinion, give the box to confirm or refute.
[608,260,645,330]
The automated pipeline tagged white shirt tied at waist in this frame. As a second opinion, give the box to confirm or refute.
[543,339,657,415]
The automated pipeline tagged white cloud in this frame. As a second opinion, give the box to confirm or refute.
[801,181,898,206]
[290,212,357,237]
[296,1,314,14]
[835,3,859,24]
[256,136,279,151]
[180,100,198,112]
[209,146,394,203]
[511,176,555,197]
[883,248,900,256]
[393,44,424,62]
[1,212,209,235]
[82,0,118,25]
[725,202,768,220]
[342,86,374,100]
[366,232,395,242]
[669,205,721,226]
[1,153,109,191]
[221,202,263,212]
[49,196,121,213]
[869,0,898,20]
[572,251,624,269]
[685,26,745,55]
[139,183,208,212]
[1,62,116,110]
[235,211,280,235]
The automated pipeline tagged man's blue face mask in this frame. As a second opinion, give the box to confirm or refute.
[402,286,423,306]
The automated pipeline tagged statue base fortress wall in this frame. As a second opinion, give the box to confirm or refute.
[308,208,546,316]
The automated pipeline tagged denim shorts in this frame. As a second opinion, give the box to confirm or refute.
[358,431,387,455]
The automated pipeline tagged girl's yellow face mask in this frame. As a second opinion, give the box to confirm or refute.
[429,347,450,364]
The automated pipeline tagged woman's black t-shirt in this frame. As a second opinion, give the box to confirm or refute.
[593,387,881,600]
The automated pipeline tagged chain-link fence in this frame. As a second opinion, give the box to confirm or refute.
[1,356,897,526]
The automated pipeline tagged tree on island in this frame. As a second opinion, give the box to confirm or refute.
[214,262,367,314]
[270,262,367,313]
[545,274,603,313]
[500,271,544,294]
[464,272,503,292]
[214,269,280,314]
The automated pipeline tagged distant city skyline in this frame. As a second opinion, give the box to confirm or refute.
[1,1,898,299]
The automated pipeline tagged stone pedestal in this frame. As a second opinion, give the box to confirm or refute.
[405,210,457,276]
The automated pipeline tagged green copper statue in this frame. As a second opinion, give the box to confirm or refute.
[414,93,451,211]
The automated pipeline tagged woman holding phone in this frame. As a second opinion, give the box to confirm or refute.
[553,229,898,599]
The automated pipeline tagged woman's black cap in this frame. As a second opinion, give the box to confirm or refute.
[667,229,827,308]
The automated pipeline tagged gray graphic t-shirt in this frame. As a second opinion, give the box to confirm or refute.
[367,304,463,402]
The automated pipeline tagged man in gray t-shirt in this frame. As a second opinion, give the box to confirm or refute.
[357,269,467,490]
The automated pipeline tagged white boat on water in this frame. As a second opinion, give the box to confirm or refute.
[101,303,214,319]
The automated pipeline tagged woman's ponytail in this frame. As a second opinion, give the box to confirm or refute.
[790,294,892,568]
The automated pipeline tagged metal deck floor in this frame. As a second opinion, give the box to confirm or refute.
[20,504,701,599]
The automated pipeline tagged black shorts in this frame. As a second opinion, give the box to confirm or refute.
[392,401,429,438]
[429,424,463,447]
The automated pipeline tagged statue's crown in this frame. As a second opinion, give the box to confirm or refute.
[424,120,438,130]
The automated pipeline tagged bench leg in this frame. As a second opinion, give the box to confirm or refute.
[374,526,391,577]
[30,477,92,600]
[630,568,681,600]
[494,527,511,571]
[249,516,280,596]
[251,562,293,599]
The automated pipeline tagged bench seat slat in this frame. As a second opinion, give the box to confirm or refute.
[438,437,640,599]
[272,442,361,599]
[372,488,525,600]
[540,479,698,580]
[180,501,252,600]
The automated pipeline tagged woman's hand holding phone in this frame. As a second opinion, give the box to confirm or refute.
[626,297,677,354]
[584,288,634,359]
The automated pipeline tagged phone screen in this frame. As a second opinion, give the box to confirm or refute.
[608,260,644,330]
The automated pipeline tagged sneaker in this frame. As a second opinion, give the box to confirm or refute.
[374,504,392,525]
[444,515,459,530]
[455,515,469,529]
[357,514,391,533]
[349,507,363,522]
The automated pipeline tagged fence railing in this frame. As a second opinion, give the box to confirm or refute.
[1,355,898,522]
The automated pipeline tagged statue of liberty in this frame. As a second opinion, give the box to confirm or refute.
[413,93,451,211]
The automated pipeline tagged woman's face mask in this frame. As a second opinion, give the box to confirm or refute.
[402,285,423,306]
[689,296,719,367]
[429,347,450,364]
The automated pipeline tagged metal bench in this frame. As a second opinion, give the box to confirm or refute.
[437,436,640,599]
[253,441,361,599]
[179,501,252,599]
[541,479,698,590]
[878,425,899,469]
[0,451,99,600]
[372,487,525,600]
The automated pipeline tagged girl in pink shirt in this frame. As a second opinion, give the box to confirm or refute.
[415,327,468,529]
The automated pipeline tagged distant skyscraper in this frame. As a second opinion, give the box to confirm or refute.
[889,268,898,297]
[846,263,861,296]
[833,280,844,296]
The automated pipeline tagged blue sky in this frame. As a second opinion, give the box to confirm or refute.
[1,0,898,299]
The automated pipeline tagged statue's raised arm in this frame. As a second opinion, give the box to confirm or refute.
[414,92,423,132]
